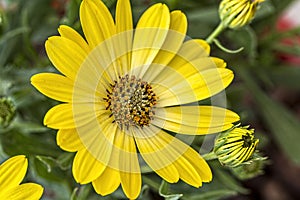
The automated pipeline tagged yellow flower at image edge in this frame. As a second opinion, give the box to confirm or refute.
[219,0,265,29]
[0,155,43,200]
[31,0,240,199]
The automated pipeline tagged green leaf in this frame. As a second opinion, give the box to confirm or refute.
[215,168,249,194]
[269,67,300,90]
[13,121,48,133]
[257,95,300,164]
[187,189,237,200]
[0,131,61,156]
[0,27,29,45]
[0,144,7,161]
[187,7,218,24]
[238,68,300,165]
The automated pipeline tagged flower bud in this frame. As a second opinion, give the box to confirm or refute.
[231,153,268,180]
[214,125,259,167]
[219,0,264,29]
[0,97,16,128]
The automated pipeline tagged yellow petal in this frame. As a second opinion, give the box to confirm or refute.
[44,103,106,129]
[175,39,210,61]
[0,155,27,191]
[169,10,188,35]
[153,106,240,134]
[131,3,170,77]
[132,127,179,183]
[79,0,118,82]
[119,131,141,199]
[115,0,133,74]
[170,57,226,77]
[31,73,99,103]
[194,39,210,55]
[56,129,84,152]
[155,165,180,183]
[173,154,202,187]
[135,3,170,28]
[154,122,233,136]
[91,127,125,196]
[141,11,187,82]
[58,25,91,53]
[45,36,87,80]
[31,73,73,102]
[149,39,219,83]
[44,104,74,128]
[150,56,226,85]
[120,171,141,200]
[75,117,118,174]
[190,68,233,100]
[154,68,234,107]
[1,183,43,200]
[71,45,113,95]
[133,126,209,186]
[92,167,120,196]
[115,0,132,33]
[80,0,115,49]
[86,22,133,81]
[152,10,187,66]
[72,149,106,184]
[180,146,212,182]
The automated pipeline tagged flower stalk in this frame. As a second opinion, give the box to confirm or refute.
[206,0,264,45]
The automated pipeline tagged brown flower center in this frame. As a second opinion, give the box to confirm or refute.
[104,74,157,130]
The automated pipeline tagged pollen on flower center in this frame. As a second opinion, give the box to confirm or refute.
[104,74,157,129]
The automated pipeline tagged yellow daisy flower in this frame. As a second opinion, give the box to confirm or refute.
[219,0,265,29]
[31,0,240,198]
[0,155,43,200]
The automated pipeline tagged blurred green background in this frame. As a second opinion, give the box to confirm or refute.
[0,0,300,199]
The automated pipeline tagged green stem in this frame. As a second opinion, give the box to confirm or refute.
[202,151,218,160]
[206,22,226,44]
[206,13,236,44]
[143,176,161,191]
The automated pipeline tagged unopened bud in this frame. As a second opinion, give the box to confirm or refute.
[0,97,16,128]
[214,125,259,167]
[219,0,264,29]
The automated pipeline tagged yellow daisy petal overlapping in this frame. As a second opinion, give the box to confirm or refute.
[0,155,43,200]
[31,0,240,199]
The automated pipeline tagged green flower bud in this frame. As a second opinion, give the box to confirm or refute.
[231,153,268,180]
[214,125,259,167]
[0,97,16,128]
[219,0,264,29]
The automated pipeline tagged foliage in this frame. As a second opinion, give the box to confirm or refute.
[0,0,299,199]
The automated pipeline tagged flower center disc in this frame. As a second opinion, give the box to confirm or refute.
[105,74,157,130]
